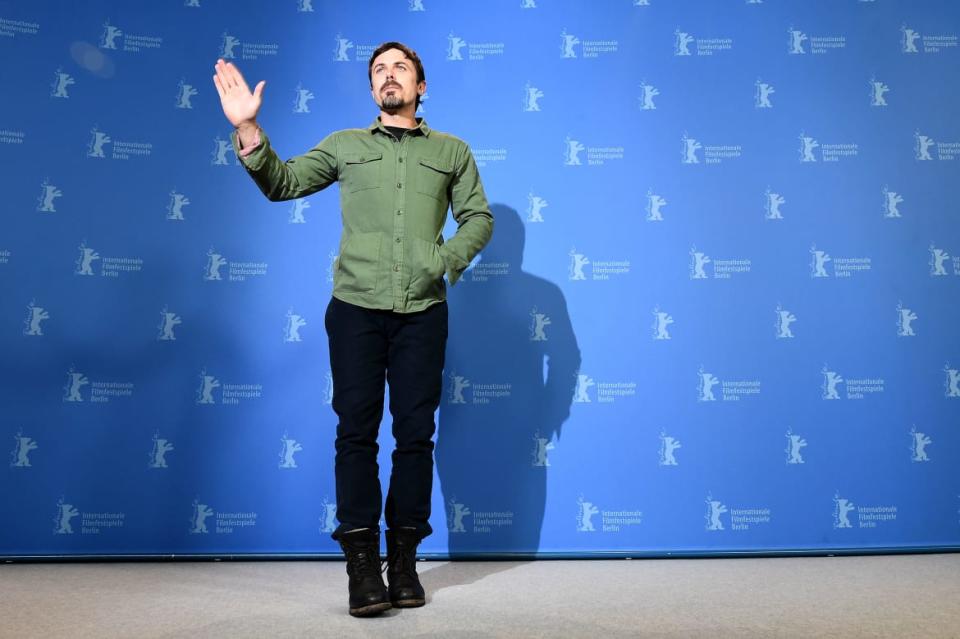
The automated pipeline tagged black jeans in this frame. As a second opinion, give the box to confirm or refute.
[324,295,448,543]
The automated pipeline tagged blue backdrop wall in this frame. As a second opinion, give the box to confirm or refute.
[2,0,959,558]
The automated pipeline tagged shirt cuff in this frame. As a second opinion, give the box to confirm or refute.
[439,246,471,286]
[236,128,261,157]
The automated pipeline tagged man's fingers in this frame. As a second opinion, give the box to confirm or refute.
[214,60,232,90]
[225,61,249,93]
[253,80,266,100]
[212,74,225,99]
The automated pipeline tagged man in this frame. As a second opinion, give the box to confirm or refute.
[212,41,493,617]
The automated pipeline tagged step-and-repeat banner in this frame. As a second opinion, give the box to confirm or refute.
[2,0,959,558]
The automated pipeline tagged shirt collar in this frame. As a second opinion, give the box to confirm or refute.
[368,115,430,138]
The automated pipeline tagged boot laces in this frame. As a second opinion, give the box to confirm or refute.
[345,546,388,578]
[389,543,418,576]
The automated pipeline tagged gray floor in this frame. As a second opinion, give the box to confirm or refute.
[2,554,959,638]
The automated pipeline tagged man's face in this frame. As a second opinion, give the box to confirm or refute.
[370,48,424,112]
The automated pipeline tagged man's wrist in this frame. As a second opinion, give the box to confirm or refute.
[236,121,259,135]
[235,121,260,152]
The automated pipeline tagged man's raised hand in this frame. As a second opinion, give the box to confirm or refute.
[213,59,265,129]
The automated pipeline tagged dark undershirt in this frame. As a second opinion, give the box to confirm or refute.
[384,125,412,140]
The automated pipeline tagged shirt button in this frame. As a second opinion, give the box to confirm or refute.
[395,237,401,243]
[399,157,404,163]
[393,264,400,272]
[397,182,402,188]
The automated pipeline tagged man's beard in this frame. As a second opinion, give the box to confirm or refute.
[380,86,406,110]
[382,94,405,110]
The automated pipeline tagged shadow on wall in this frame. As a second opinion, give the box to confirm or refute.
[435,203,581,558]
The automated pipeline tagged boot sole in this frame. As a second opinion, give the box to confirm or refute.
[349,601,392,617]
[391,598,425,607]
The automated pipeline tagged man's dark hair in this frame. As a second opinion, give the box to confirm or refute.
[368,41,426,108]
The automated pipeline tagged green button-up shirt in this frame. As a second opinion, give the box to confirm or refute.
[230,116,494,313]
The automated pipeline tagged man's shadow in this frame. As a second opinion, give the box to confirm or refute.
[423,203,580,591]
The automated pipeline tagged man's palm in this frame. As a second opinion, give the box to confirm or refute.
[213,59,265,127]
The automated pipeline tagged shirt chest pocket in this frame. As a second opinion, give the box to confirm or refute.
[341,152,383,193]
[416,156,454,201]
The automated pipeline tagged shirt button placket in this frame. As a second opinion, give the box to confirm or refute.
[392,137,408,311]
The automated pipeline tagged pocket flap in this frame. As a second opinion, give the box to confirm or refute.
[344,151,383,164]
[419,156,454,173]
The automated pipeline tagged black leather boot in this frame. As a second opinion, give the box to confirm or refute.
[385,527,426,607]
[337,527,391,617]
